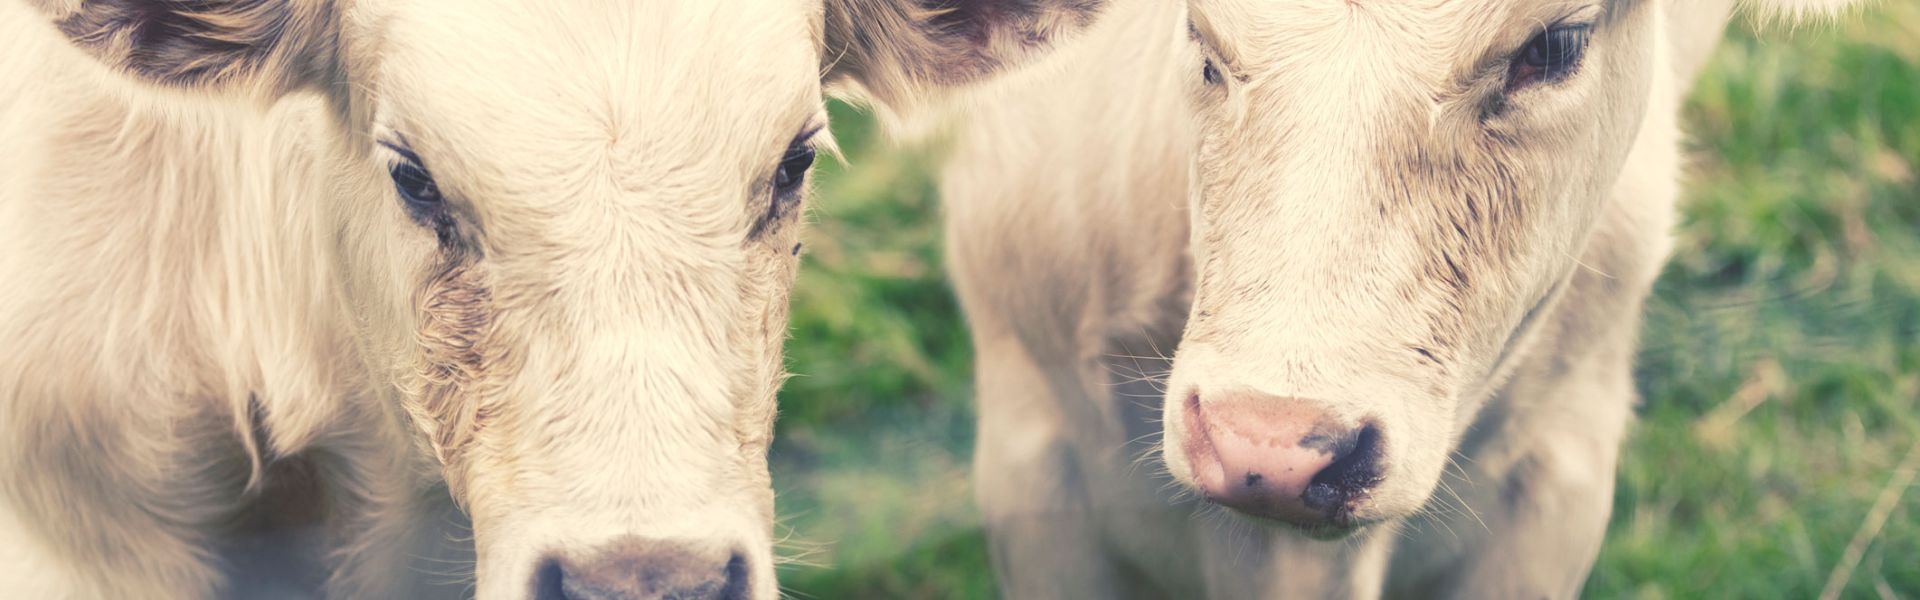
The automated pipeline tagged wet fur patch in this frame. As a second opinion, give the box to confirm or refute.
[409,262,496,481]
[1385,142,1530,365]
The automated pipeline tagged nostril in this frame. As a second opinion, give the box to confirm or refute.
[531,557,567,600]
[721,551,751,599]
[1304,422,1386,512]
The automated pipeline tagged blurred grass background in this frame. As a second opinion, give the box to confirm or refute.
[771,6,1919,599]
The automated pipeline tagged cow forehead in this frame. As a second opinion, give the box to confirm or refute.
[1187,0,1617,169]
[370,0,824,196]
[1189,0,1607,78]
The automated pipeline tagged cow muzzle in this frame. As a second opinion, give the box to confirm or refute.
[1180,388,1387,536]
[532,536,750,600]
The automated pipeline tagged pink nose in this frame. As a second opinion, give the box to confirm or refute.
[1181,389,1384,529]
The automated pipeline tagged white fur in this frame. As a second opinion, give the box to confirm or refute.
[0,0,1103,597]
[1,2,815,597]
[942,0,1862,598]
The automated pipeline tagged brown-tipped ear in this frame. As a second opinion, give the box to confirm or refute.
[51,0,336,95]
[824,0,1105,110]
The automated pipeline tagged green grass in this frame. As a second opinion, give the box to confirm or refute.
[1595,8,1920,599]
[772,7,1920,599]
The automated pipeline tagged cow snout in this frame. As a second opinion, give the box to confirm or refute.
[533,537,749,600]
[1181,389,1385,531]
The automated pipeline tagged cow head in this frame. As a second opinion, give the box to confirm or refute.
[1158,0,1864,537]
[38,0,1102,597]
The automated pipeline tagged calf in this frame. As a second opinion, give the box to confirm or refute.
[941,0,1863,597]
[0,0,1102,598]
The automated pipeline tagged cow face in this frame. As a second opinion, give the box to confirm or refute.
[331,3,823,597]
[40,0,1104,597]
[1158,0,1859,537]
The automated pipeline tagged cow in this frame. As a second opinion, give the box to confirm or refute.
[939,0,1867,598]
[0,0,1105,598]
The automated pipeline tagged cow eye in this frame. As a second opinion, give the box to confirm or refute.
[767,140,814,218]
[381,140,444,215]
[773,142,815,197]
[1201,58,1222,86]
[752,136,816,238]
[1508,25,1591,91]
[390,162,442,208]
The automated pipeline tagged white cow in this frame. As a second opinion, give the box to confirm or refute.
[0,0,1103,598]
[942,0,1865,598]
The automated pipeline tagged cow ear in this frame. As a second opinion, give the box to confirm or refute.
[823,0,1105,111]
[45,0,336,96]
[1741,0,1871,19]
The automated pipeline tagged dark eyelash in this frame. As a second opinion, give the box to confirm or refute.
[1504,23,1594,94]
[380,140,423,165]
